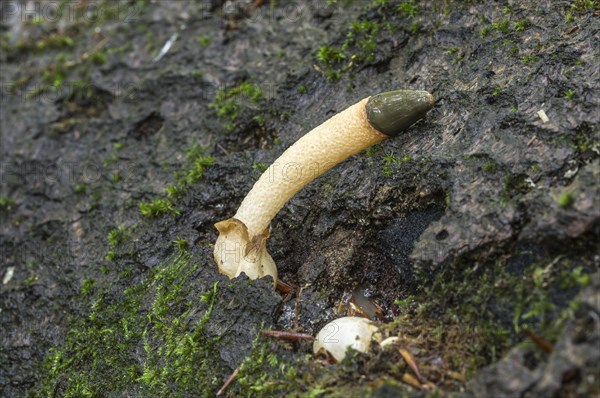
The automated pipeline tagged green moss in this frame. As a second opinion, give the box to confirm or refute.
[106,226,133,261]
[35,33,74,50]
[399,250,592,380]
[382,152,412,177]
[441,194,451,209]
[252,162,268,173]
[252,114,266,125]
[508,44,519,57]
[90,50,108,64]
[102,153,119,167]
[145,30,156,54]
[168,145,214,198]
[513,19,529,32]
[362,143,382,158]
[211,93,238,120]
[511,257,591,340]
[0,196,15,211]
[144,145,214,215]
[91,189,102,206]
[26,15,45,26]
[17,24,116,100]
[446,46,464,62]
[180,155,215,185]
[111,172,122,182]
[24,273,39,287]
[35,254,225,397]
[41,67,66,89]
[521,54,540,64]
[106,250,117,261]
[317,45,345,80]
[558,266,590,289]
[198,35,211,48]
[397,0,418,18]
[240,82,264,102]
[173,237,189,253]
[296,84,308,94]
[491,18,510,33]
[234,335,310,397]
[558,192,575,208]
[565,11,575,22]
[210,81,263,126]
[409,21,421,35]
[501,173,532,204]
[107,226,128,247]
[192,69,204,79]
[139,198,180,217]
[316,1,408,80]
[120,267,134,279]
[344,20,381,62]
[395,262,514,377]
[317,45,345,65]
[570,0,599,11]
[368,0,389,7]
[564,89,575,100]
[482,161,497,172]
[80,278,96,296]
[516,267,556,330]
[165,184,187,199]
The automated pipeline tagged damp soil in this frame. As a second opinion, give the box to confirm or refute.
[1,1,599,397]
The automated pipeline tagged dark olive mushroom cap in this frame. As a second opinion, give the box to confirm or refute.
[366,90,434,137]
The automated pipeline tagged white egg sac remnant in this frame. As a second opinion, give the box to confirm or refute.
[313,316,381,362]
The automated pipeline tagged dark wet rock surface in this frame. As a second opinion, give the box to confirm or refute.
[458,272,600,398]
[1,0,599,397]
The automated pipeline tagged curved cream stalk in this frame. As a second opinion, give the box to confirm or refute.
[214,90,434,285]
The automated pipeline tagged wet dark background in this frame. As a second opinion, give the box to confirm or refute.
[1,1,598,397]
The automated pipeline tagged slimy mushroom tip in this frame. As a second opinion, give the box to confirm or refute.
[366,90,434,137]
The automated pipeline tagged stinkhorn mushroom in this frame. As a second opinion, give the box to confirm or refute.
[214,90,434,284]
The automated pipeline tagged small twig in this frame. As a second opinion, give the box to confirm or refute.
[401,373,422,389]
[523,328,553,353]
[216,143,229,156]
[399,347,435,390]
[91,36,111,53]
[276,279,293,294]
[293,284,304,330]
[261,330,314,341]
[399,348,425,383]
[216,367,239,396]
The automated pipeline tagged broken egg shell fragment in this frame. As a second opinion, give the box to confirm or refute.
[380,336,401,349]
[313,316,381,362]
